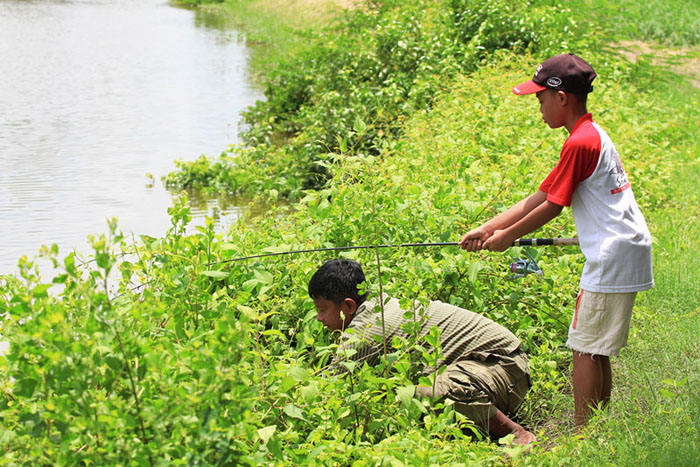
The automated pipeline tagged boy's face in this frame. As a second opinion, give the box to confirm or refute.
[536,89,566,129]
[313,296,356,332]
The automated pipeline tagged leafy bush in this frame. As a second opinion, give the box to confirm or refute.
[165,0,584,198]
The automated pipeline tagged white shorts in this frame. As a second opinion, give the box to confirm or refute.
[566,289,637,357]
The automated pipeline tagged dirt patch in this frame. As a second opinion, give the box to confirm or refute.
[281,0,359,11]
[309,0,359,9]
[615,40,700,89]
[256,0,360,29]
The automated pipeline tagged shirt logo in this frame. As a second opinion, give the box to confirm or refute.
[611,182,630,194]
[609,158,631,194]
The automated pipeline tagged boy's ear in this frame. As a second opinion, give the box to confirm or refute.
[341,297,358,318]
[557,90,569,105]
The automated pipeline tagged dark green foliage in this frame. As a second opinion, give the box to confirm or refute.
[165,0,581,197]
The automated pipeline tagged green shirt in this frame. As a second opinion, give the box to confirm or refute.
[335,296,521,373]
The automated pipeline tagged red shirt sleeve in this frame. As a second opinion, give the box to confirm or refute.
[539,119,600,206]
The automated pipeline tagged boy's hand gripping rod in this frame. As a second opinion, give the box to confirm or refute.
[209,237,579,266]
[511,238,579,246]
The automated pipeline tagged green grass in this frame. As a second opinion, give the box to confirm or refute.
[525,196,700,466]
[569,0,700,46]
[515,75,700,465]
[189,0,352,83]
[580,155,700,465]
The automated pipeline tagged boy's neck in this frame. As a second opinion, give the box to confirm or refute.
[565,107,589,133]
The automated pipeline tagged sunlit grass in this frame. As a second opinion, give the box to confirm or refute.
[515,75,700,466]
[568,0,700,46]
[197,0,355,83]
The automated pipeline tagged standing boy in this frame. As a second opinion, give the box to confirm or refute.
[459,54,654,425]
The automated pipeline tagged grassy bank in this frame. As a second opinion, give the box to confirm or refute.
[527,162,700,466]
[1,0,699,463]
[185,0,356,83]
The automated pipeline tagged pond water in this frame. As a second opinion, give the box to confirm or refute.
[0,0,262,275]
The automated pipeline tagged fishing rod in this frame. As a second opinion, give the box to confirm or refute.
[208,237,579,266]
[109,237,578,301]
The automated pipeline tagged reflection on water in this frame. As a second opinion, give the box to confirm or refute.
[170,188,258,228]
[193,5,244,32]
[0,0,262,275]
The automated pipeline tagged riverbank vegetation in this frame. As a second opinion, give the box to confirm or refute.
[165,0,588,196]
[2,0,698,464]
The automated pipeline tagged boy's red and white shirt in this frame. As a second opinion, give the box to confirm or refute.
[540,113,654,293]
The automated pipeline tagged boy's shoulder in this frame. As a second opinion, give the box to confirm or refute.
[563,114,601,152]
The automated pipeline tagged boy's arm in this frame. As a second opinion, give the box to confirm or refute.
[483,195,563,251]
[459,191,552,251]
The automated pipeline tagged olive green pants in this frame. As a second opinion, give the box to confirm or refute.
[414,349,531,424]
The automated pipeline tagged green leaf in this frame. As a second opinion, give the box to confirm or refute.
[289,367,309,382]
[261,329,285,338]
[300,383,319,403]
[105,355,122,372]
[468,261,483,283]
[283,404,306,420]
[31,284,53,298]
[175,317,187,341]
[237,305,256,319]
[201,270,229,279]
[501,446,524,459]
[254,269,274,285]
[418,376,432,387]
[279,377,296,393]
[396,385,415,406]
[406,185,421,196]
[257,425,276,444]
[242,279,259,291]
[508,292,521,307]
[13,378,39,398]
[353,116,367,134]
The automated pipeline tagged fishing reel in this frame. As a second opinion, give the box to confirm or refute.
[508,247,544,279]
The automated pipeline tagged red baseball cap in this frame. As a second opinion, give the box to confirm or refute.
[513,54,596,95]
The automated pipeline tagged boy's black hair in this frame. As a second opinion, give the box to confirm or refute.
[540,87,588,105]
[569,91,588,105]
[308,259,368,305]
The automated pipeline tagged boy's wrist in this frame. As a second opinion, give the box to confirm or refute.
[482,223,496,237]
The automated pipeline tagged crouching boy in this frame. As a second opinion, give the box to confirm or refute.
[308,258,535,445]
